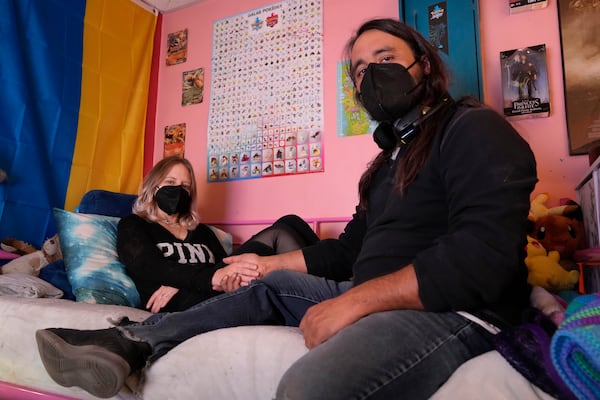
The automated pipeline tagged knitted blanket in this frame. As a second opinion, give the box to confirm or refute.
[551,293,600,400]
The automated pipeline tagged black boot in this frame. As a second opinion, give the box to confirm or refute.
[35,327,151,398]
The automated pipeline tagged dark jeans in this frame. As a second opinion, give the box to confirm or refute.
[120,270,493,399]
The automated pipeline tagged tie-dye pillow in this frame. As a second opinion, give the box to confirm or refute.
[53,208,141,307]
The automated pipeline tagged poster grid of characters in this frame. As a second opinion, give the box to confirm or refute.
[164,123,186,158]
[500,44,550,119]
[207,0,323,182]
[336,61,378,137]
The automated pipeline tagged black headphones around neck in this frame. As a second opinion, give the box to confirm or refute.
[372,97,452,151]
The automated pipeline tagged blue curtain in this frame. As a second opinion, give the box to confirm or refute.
[0,0,85,247]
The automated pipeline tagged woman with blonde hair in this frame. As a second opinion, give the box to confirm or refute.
[118,155,318,313]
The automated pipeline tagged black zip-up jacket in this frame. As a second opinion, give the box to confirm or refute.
[302,105,538,327]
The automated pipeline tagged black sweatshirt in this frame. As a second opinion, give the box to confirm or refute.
[117,214,228,311]
[302,106,538,327]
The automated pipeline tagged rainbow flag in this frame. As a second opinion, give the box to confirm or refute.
[0,0,157,247]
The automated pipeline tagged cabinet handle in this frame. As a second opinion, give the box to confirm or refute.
[413,10,418,30]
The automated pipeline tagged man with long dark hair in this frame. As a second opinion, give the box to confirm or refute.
[36,18,537,399]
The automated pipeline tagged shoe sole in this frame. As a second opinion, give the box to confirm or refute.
[35,330,130,398]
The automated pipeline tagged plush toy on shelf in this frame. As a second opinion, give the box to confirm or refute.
[528,192,579,221]
[525,235,580,292]
[527,193,585,269]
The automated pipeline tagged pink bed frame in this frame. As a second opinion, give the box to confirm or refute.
[205,217,351,245]
[0,381,78,400]
[0,216,351,400]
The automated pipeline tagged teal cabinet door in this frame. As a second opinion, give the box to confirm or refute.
[400,0,483,100]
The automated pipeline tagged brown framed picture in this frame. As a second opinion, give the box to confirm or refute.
[558,1,600,155]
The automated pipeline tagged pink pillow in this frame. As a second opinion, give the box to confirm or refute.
[0,249,20,260]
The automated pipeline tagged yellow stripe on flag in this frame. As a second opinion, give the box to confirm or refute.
[65,0,157,210]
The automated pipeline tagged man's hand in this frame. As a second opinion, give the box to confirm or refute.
[299,265,423,348]
[299,296,364,349]
[223,249,307,277]
[223,253,273,277]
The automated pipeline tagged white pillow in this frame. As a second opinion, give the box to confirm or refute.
[0,272,63,298]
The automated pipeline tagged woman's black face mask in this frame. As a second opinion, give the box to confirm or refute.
[155,185,191,215]
[359,61,422,122]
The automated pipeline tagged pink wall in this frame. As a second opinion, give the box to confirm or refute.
[479,1,588,205]
[154,0,589,223]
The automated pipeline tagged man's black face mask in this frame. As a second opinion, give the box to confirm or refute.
[359,61,422,122]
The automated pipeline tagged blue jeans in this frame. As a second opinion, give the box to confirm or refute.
[121,270,352,360]
[120,270,493,399]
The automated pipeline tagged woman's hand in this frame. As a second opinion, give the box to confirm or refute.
[211,261,260,291]
[213,273,242,292]
[147,285,179,313]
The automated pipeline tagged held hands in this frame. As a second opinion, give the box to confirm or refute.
[212,250,305,292]
[212,259,261,292]
[222,253,275,277]
[147,285,179,313]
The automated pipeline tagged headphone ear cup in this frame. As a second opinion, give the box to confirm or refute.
[373,121,396,150]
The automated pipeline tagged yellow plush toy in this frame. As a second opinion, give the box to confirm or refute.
[528,192,579,221]
[525,235,579,292]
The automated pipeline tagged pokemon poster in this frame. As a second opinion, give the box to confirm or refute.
[336,61,377,137]
[206,0,323,182]
[164,123,186,158]
[182,68,204,106]
[167,29,188,65]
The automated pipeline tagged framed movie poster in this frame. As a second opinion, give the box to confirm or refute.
[558,0,600,155]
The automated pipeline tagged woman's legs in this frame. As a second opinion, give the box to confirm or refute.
[234,214,320,256]
[36,271,350,397]
[276,310,494,400]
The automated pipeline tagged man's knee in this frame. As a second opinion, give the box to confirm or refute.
[276,359,318,400]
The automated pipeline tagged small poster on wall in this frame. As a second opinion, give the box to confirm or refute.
[166,29,188,65]
[500,44,550,119]
[509,0,548,14]
[336,61,377,137]
[428,2,448,55]
[182,68,204,106]
[163,123,186,158]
